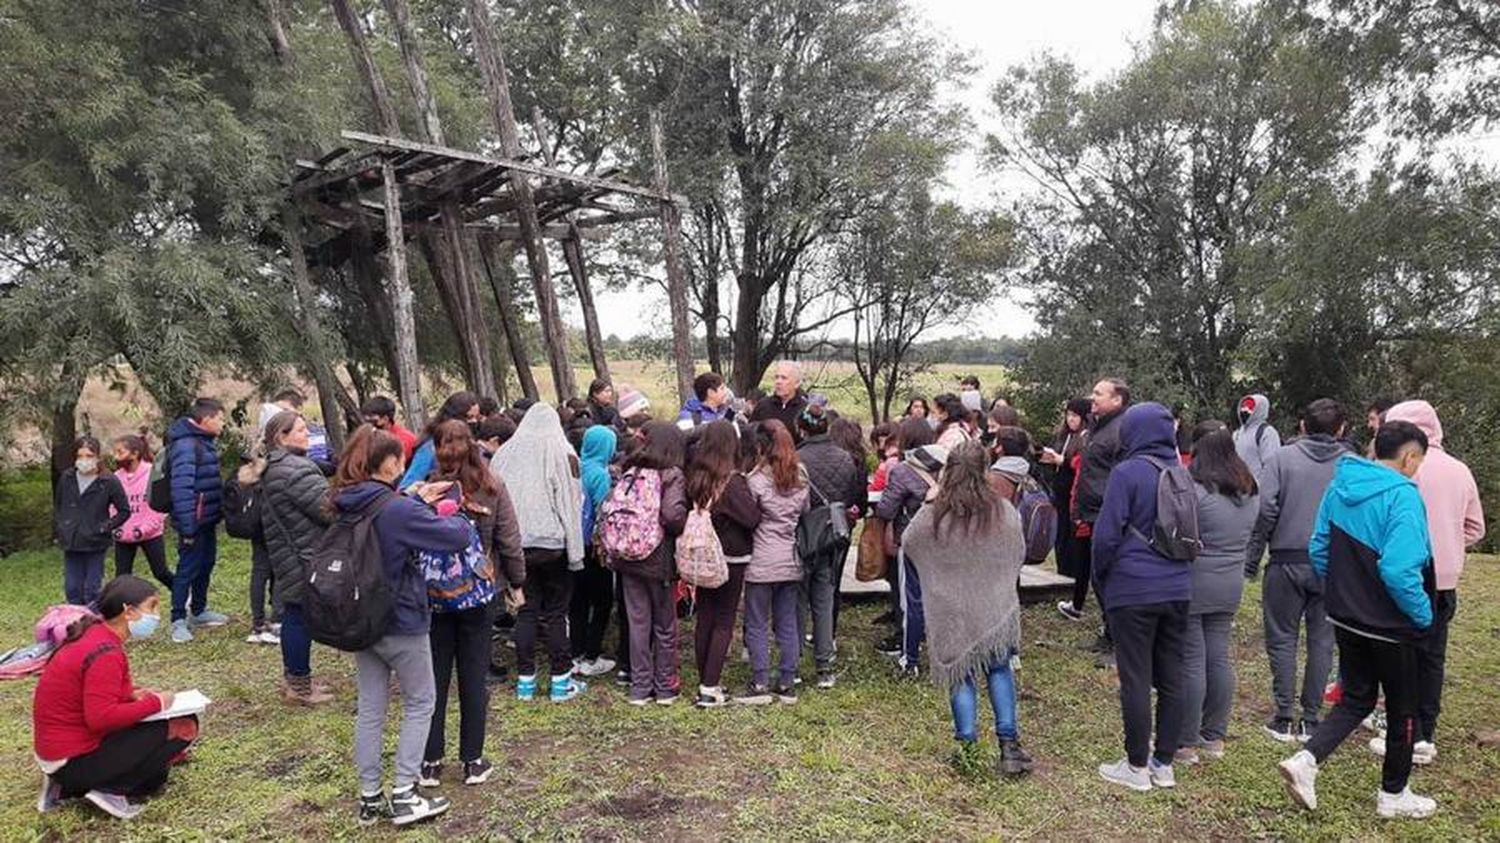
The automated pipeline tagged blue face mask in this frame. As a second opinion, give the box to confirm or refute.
[128,612,161,640]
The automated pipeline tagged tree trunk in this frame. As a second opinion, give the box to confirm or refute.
[382,0,442,144]
[479,234,540,401]
[48,366,82,493]
[350,223,403,391]
[532,107,610,384]
[381,161,427,429]
[731,273,765,394]
[650,112,696,406]
[282,207,349,454]
[465,0,574,403]
[328,0,401,138]
[259,0,292,64]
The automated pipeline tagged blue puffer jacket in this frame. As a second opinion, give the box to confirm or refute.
[167,416,223,537]
[1091,403,1193,611]
[1310,455,1434,640]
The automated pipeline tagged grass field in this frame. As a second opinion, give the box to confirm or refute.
[1,540,1498,840]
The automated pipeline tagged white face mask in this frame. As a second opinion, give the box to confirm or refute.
[76,458,99,476]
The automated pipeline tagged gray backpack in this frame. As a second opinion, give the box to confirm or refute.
[1130,455,1203,562]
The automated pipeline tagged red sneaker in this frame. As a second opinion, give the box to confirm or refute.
[1323,681,1342,705]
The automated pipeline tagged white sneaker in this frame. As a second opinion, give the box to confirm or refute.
[1148,759,1176,788]
[1279,750,1319,811]
[575,657,616,677]
[1368,738,1437,765]
[1098,758,1152,792]
[1376,786,1437,819]
[84,790,143,820]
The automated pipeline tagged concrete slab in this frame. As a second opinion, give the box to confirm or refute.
[838,546,1075,605]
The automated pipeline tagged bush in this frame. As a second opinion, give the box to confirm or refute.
[0,467,54,557]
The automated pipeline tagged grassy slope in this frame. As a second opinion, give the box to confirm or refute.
[1,541,1497,841]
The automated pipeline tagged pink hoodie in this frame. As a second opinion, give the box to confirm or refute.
[1384,401,1485,590]
[111,462,165,544]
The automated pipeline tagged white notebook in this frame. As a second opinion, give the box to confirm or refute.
[143,689,211,722]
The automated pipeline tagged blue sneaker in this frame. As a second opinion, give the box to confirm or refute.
[190,610,230,628]
[550,672,585,702]
[171,619,194,643]
[515,675,537,702]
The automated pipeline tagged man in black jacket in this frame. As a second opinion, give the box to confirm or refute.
[749,361,809,443]
[796,401,864,689]
[1058,378,1131,656]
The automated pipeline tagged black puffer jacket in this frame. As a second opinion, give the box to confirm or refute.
[1073,407,1127,525]
[256,449,331,606]
[798,435,864,513]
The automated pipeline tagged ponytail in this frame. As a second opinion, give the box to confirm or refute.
[56,575,158,650]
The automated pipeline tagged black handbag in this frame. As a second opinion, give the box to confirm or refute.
[795,477,850,566]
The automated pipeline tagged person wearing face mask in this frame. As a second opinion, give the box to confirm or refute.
[33,575,199,820]
[109,435,174,589]
[54,437,131,606]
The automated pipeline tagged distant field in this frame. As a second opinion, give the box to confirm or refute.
[3,361,1011,468]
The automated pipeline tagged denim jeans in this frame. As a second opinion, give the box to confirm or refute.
[279,603,311,677]
[950,652,1019,742]
[171,527,218,623]
[63,550,107,606]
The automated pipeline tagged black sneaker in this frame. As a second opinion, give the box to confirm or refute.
[1263,717,1298,743]
[485,664,509,686]
[389,786,449,826]
[734,683,774,706]
[876,635,903,656]
[358,792,391,827]
[873,609,898,626]
[1297,721,1317,743]
[816,670,837,689]
[774,683,798,704]
[418,760,442,789]
[615,669,631,687]
[463,758,494,786]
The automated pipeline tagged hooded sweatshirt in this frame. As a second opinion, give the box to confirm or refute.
[1310,455,1434,639]
[112,461,164,544]
[1244,433,1351,576]
[1232,394,1282,480]
[332,480,474,636]
[579,425,618,542]
[490,404,586,568]
[1383,401,1485,591]
[1090,403,1192,611]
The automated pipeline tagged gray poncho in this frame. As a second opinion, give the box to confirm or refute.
[490,404,585,569]
[901,500,1025,690]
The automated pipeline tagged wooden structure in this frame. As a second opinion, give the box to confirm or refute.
[291,129,695,407]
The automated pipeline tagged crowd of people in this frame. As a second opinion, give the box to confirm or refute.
[33,364,1486,825]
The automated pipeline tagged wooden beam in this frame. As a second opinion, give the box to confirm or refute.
[651,111,696,406]
[381,160,426,428]
[342,130,686,206]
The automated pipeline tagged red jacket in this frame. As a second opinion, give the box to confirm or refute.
[33,622,163,762]
[391,424,418,462]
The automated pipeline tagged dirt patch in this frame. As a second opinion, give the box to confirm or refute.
[594,788,683,821]
[264,754,305,779]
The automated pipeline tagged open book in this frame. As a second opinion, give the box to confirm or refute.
[143,689,211,722]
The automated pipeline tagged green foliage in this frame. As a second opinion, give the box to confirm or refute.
[0,467,51,556]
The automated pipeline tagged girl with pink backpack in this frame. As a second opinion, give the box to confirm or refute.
[600,422,688,705]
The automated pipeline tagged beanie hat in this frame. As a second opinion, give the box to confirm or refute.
[617,386,650,420]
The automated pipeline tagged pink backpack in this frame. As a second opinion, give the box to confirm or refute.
[36,604,96,644]
[675,505,727,588]
[0,605,96,681]
[599,468,665,563]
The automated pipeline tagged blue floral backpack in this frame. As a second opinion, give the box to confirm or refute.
[417,516,496,613]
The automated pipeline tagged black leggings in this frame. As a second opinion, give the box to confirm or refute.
[426,604,492,763]
[569,548,613,660]
[113,538,174,589]
[54,717,198,799]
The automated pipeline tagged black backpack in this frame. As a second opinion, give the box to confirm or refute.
[148,434,205,516]
[304,491,398,652]
[222,471,262,541]
[1129,455,1203,562]
[795,476,850,567]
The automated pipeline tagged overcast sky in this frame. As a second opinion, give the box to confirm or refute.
[584,0,1164,342]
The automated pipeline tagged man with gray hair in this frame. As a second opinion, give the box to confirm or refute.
[750,361,810,443]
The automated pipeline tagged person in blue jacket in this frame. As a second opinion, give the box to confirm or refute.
[1278,420,1438,820]
[166,398,229,644]
[677,372,735,430]
[401,392,481,488]
[1092,402,1192,793]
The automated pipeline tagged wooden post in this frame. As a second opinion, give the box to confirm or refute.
[282,207,349,453]
[382,0,500,399]
[532,107,610,384]
[465,0,576,403]
[478,234,541,401]
[651,111,696,406]
[381,160,427,428]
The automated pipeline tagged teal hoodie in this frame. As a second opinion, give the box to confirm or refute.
[580,425,618,540]
[1310,455,1434,639]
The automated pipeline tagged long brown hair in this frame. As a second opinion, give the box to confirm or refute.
[331,424,404,495]
[432,419,497,498]
[754,420,803,494]
[1190,424,1257,498]
[262,410,302,455]
[686,421,738,508]
[930,440,1002,536]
